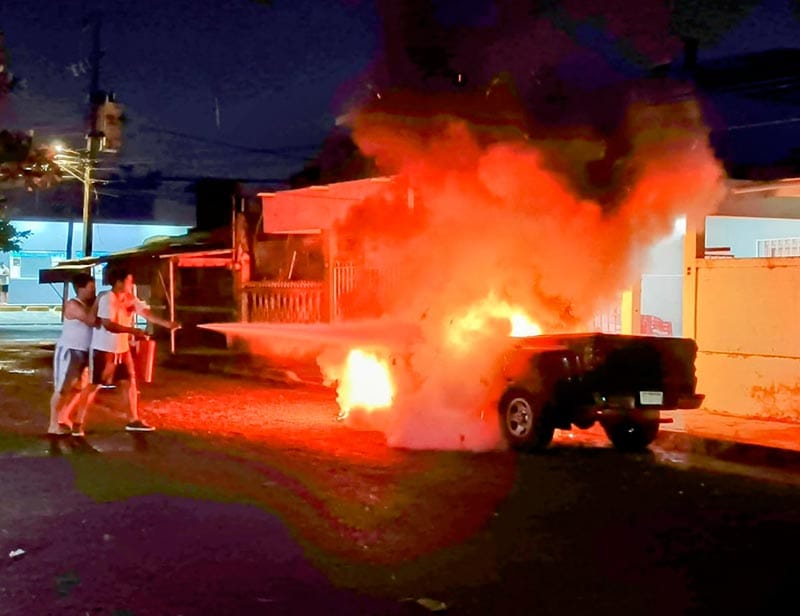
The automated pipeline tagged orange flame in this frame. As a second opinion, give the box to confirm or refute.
[337,349,394,418]
[333,296,540,424]
[509,313,543,337]
[446,293,542,350]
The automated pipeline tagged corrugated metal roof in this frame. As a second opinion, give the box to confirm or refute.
[39,231,232,284]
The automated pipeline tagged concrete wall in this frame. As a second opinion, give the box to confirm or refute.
[692,257,800,421]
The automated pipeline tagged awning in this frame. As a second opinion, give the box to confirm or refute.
[38,241,232,285]
[161,248,232,268]
[37,233,235,356]
[38,262,97,284]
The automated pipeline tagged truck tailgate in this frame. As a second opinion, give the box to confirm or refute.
[531,333,699,408]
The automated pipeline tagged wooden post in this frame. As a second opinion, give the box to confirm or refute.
[323,229,337,322]
[60,220,74,322]
[168,257,176,354]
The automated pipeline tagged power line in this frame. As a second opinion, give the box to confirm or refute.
[725,117,800,131]
[103,175,288,186]
[138,124,320,160]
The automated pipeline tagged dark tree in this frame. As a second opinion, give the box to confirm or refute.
[0,211,31,253]
[669,0,760,49]
[0,131,61,189]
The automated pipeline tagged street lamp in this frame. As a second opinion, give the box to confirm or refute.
[51,145,87,183]
[49,142,99,260]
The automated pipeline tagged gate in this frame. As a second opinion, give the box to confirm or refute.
[241,280,324,323]
[332,262,396,320]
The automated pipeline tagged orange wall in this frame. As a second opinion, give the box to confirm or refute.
[692,257,800,420]
[260,178,394,234]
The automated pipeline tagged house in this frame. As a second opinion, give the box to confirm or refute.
[244,176,404,324]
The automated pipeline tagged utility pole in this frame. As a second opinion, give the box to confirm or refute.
[82,12,103,258]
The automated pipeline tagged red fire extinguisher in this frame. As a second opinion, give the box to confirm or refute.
[134,337,157,383]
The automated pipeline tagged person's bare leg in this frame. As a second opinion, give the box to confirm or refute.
[58,391,81,425]
[49,380,78,432]
[48,391,64,433]
[123,353,140,422]
[69,370,93,432]
[72,385,97,426]
[118,380,140,422]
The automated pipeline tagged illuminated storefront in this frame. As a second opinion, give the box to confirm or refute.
[0,220,189,304]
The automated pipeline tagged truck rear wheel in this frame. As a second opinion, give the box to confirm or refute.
[603,417,659,451]
[499,390,555,452]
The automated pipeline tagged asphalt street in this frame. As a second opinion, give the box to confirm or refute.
[1,325,798,615]
[1,433,798,615]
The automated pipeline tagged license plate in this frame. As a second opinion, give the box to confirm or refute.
[639,391,663,405]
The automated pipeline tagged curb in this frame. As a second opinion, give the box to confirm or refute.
[656,430,800,473]
[0,305,60,312]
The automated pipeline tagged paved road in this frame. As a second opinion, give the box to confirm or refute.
[0,310,62,342]
[1,433,798,614]
[0,324,61,342]
[1,341,799,615]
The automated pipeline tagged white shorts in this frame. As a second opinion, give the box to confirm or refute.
[53,345,89,393]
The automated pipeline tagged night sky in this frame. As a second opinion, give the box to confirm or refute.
[1,0,799,186]
[1,0,381,181]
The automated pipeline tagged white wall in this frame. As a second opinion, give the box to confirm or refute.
[705,215,800,258]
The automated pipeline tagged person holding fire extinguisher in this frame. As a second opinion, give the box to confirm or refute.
[83,266,179,432]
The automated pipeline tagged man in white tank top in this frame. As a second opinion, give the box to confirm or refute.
[49,273,98,436]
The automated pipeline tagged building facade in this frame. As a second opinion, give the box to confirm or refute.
[1,220,189,305]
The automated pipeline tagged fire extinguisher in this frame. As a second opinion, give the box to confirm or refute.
[134,336,157,384]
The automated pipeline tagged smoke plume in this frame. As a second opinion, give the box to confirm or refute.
[319,90,724,450]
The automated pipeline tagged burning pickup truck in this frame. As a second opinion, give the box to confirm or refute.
[201,321,703,453]
[496,333,703,452]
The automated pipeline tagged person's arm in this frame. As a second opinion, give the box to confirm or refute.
[89,299,100,327]
[100,317,148,338]
[63,299,97,327]
[138,308,180,330]
[98,292,147,338]
[132,297,180,329]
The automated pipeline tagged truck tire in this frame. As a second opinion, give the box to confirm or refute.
[603,418,659,451]
[499,390,555,452]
